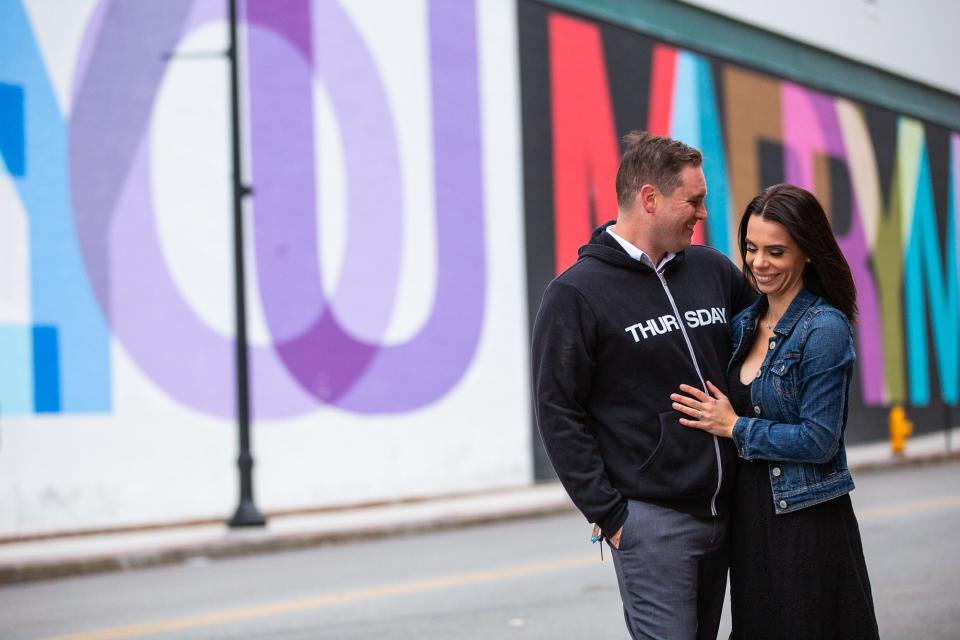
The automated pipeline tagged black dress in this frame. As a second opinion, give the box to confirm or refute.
[727,362,880,640]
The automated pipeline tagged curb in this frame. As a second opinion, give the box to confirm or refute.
[0,488,576,585]
[849,449,960,473]
[2,451,956,585]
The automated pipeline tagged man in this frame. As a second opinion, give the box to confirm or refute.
[532,131,755,639]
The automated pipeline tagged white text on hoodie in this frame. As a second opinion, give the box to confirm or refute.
[624,307,727,342]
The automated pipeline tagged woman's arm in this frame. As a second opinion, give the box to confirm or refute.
[732,312,855,463]
[672,310,855,464]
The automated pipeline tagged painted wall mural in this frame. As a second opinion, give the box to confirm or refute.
[0,0,484,418]
[0,0,530,536]
[519,3,959,442]
[2,0,956,534]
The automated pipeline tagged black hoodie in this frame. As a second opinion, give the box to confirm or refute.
[532,222,756,536]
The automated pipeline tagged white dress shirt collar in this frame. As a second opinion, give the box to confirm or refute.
[606,226,676,271]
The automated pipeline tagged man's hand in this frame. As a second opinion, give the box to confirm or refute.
[609,526,623,549]
[591,523,624,549]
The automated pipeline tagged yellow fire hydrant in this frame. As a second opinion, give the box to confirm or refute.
[888,404,913,456]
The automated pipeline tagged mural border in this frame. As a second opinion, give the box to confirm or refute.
[533,0,960,130]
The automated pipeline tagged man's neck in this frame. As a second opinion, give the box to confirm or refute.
[610,221,665,266]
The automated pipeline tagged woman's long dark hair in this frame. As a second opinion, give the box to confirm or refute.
[738,184,858,324]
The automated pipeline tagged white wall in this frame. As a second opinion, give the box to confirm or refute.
[679,0,960,96]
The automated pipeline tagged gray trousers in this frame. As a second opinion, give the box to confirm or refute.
[609,499,729,640]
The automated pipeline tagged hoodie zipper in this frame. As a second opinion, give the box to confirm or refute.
[655,268,723,517]
[727,318,749,376]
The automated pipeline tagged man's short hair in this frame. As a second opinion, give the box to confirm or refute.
[615,131,702,208]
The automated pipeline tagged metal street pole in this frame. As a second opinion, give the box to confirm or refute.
[226,0,265,528]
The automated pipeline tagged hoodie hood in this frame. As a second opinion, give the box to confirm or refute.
[577,221,686,272]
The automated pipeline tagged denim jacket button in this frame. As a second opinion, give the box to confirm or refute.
[772,467,782,477]
[779,500,788,509]
[755,369,762,378]
[769,340,776,350]
[753,405,761,415]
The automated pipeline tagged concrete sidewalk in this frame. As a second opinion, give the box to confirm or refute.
[1,429,957,585]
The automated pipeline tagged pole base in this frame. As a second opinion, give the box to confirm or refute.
[228,500,267,528]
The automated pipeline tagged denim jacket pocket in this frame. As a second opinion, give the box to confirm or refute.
[768,352,801,419]
[809,458,842,483]
[768,353,801,396]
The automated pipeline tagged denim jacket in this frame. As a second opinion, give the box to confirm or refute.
[729,288,856,514]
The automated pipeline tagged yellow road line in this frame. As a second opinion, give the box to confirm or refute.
[43,493,960,640]
[43,554,598,640]
[857,493,960,520]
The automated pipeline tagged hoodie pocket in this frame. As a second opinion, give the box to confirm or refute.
[635,410,714,500]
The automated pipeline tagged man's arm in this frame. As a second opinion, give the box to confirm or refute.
[532,280,628,537]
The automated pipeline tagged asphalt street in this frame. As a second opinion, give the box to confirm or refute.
[2,461,958,640]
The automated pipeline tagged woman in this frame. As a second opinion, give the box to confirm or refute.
[670,184,879,639]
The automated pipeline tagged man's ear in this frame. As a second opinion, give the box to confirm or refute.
[638,184,659,214]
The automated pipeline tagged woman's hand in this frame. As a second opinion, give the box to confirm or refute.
[670,381,739,439]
